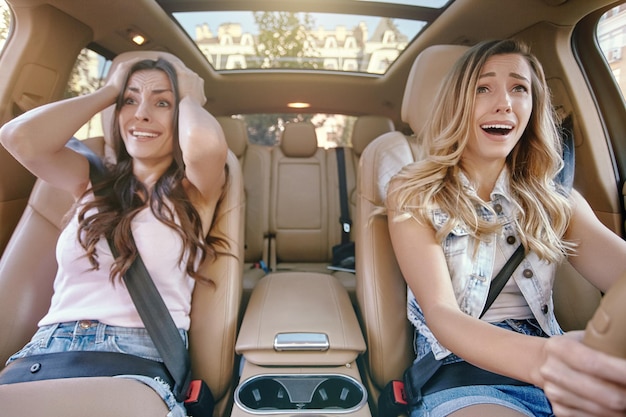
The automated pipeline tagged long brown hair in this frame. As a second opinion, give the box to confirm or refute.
[77,58,226,283]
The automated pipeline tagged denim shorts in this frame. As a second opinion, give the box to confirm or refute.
[6,321,188,417]
[409,384,554,417]
[409,319,555,417]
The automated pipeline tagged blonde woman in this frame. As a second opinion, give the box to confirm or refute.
[387,39,626,416]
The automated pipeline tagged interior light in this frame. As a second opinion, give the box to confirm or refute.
[125,27,149,46]
[131,34,147,46]
[287,102,311,109]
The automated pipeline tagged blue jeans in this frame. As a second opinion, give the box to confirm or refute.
[7,321,188,417]
[409,319,555,417]
[409,384,554,417]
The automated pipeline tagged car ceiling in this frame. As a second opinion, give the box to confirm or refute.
[8,0,622,129]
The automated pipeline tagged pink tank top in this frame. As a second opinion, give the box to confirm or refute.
[39,198,195,330]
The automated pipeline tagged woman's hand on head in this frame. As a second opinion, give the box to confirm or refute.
[103,59,137,97]
[173,62,206,106]
[540,331,626,416]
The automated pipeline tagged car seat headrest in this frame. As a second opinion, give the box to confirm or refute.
[351,116,395,156]
[280,122,318,158]
[216,117,249,158]
[401,45,469,137]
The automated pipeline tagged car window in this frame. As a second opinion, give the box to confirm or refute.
[240,113,356,147]
[67,49,110,139]
[597,4,626,101]
[0,0,11,54]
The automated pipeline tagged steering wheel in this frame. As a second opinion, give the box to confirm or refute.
[583,271,626,359]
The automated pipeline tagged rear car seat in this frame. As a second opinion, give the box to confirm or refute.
[326,116,396,245]
[226,116,395,304]
[216,116,271,305]
[269,121,330,271]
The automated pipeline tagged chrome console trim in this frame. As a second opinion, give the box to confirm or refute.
[234,373,368,414]
[273,332,330,351]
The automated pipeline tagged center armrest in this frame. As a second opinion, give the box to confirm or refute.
[235,272,366,366]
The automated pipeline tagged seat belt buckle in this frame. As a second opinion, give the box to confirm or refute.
[378,380,408,417]
[391,380,407,405]
[184,380,215,417]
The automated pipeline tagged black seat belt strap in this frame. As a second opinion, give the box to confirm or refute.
[336,147,351,244]
[479,243,525,319]
[115,244,191,401]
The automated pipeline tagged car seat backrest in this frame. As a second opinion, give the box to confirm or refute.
[189,149,244,402]
[269,122,329,267]
[216,116,271,305]
[0,140,101,366]
[352,116,396,158]
[217,116,248,160]
[216,116,271,265]
[326,116,395,251]
[356,45,469,394]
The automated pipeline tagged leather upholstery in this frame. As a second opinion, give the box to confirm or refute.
[356,132,420,390]
[355,45,468,393]
[236,272,366,366]
[351,115,395,157]
[280,122,318,158]
[236,117,395,304]
[400,45,469,138]
[216,117,271,301]
[217,116,248,159]
[270,122,329,266]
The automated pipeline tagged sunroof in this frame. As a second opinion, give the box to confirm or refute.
[172,10,427,74]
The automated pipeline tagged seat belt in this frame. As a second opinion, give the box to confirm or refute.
[379,244,526,416]
[67,138,191,402]
[335,147,351,244]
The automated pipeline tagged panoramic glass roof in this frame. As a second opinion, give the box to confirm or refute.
[171,0,450,74]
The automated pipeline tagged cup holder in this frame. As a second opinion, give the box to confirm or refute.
[235,374,368,414]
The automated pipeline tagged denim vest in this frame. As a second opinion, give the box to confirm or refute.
[407,169,563,360]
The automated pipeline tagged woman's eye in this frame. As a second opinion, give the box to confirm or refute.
[476,86,489,94]
[157,100,171,108]
[123,97,136,105]
[512,84,528,93]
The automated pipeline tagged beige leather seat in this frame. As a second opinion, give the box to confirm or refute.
[0,53,245,417]
[326,116,395,245]
[216,116,271,305]
[269,121,330,271]
[355,44,601,410]
[264,122,357,295]
[234,117,395,303]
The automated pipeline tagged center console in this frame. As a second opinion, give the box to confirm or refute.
[232,272,370,416]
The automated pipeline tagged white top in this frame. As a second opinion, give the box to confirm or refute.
[39,196,195,329]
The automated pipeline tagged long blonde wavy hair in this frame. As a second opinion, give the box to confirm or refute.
[387,39,574,263]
